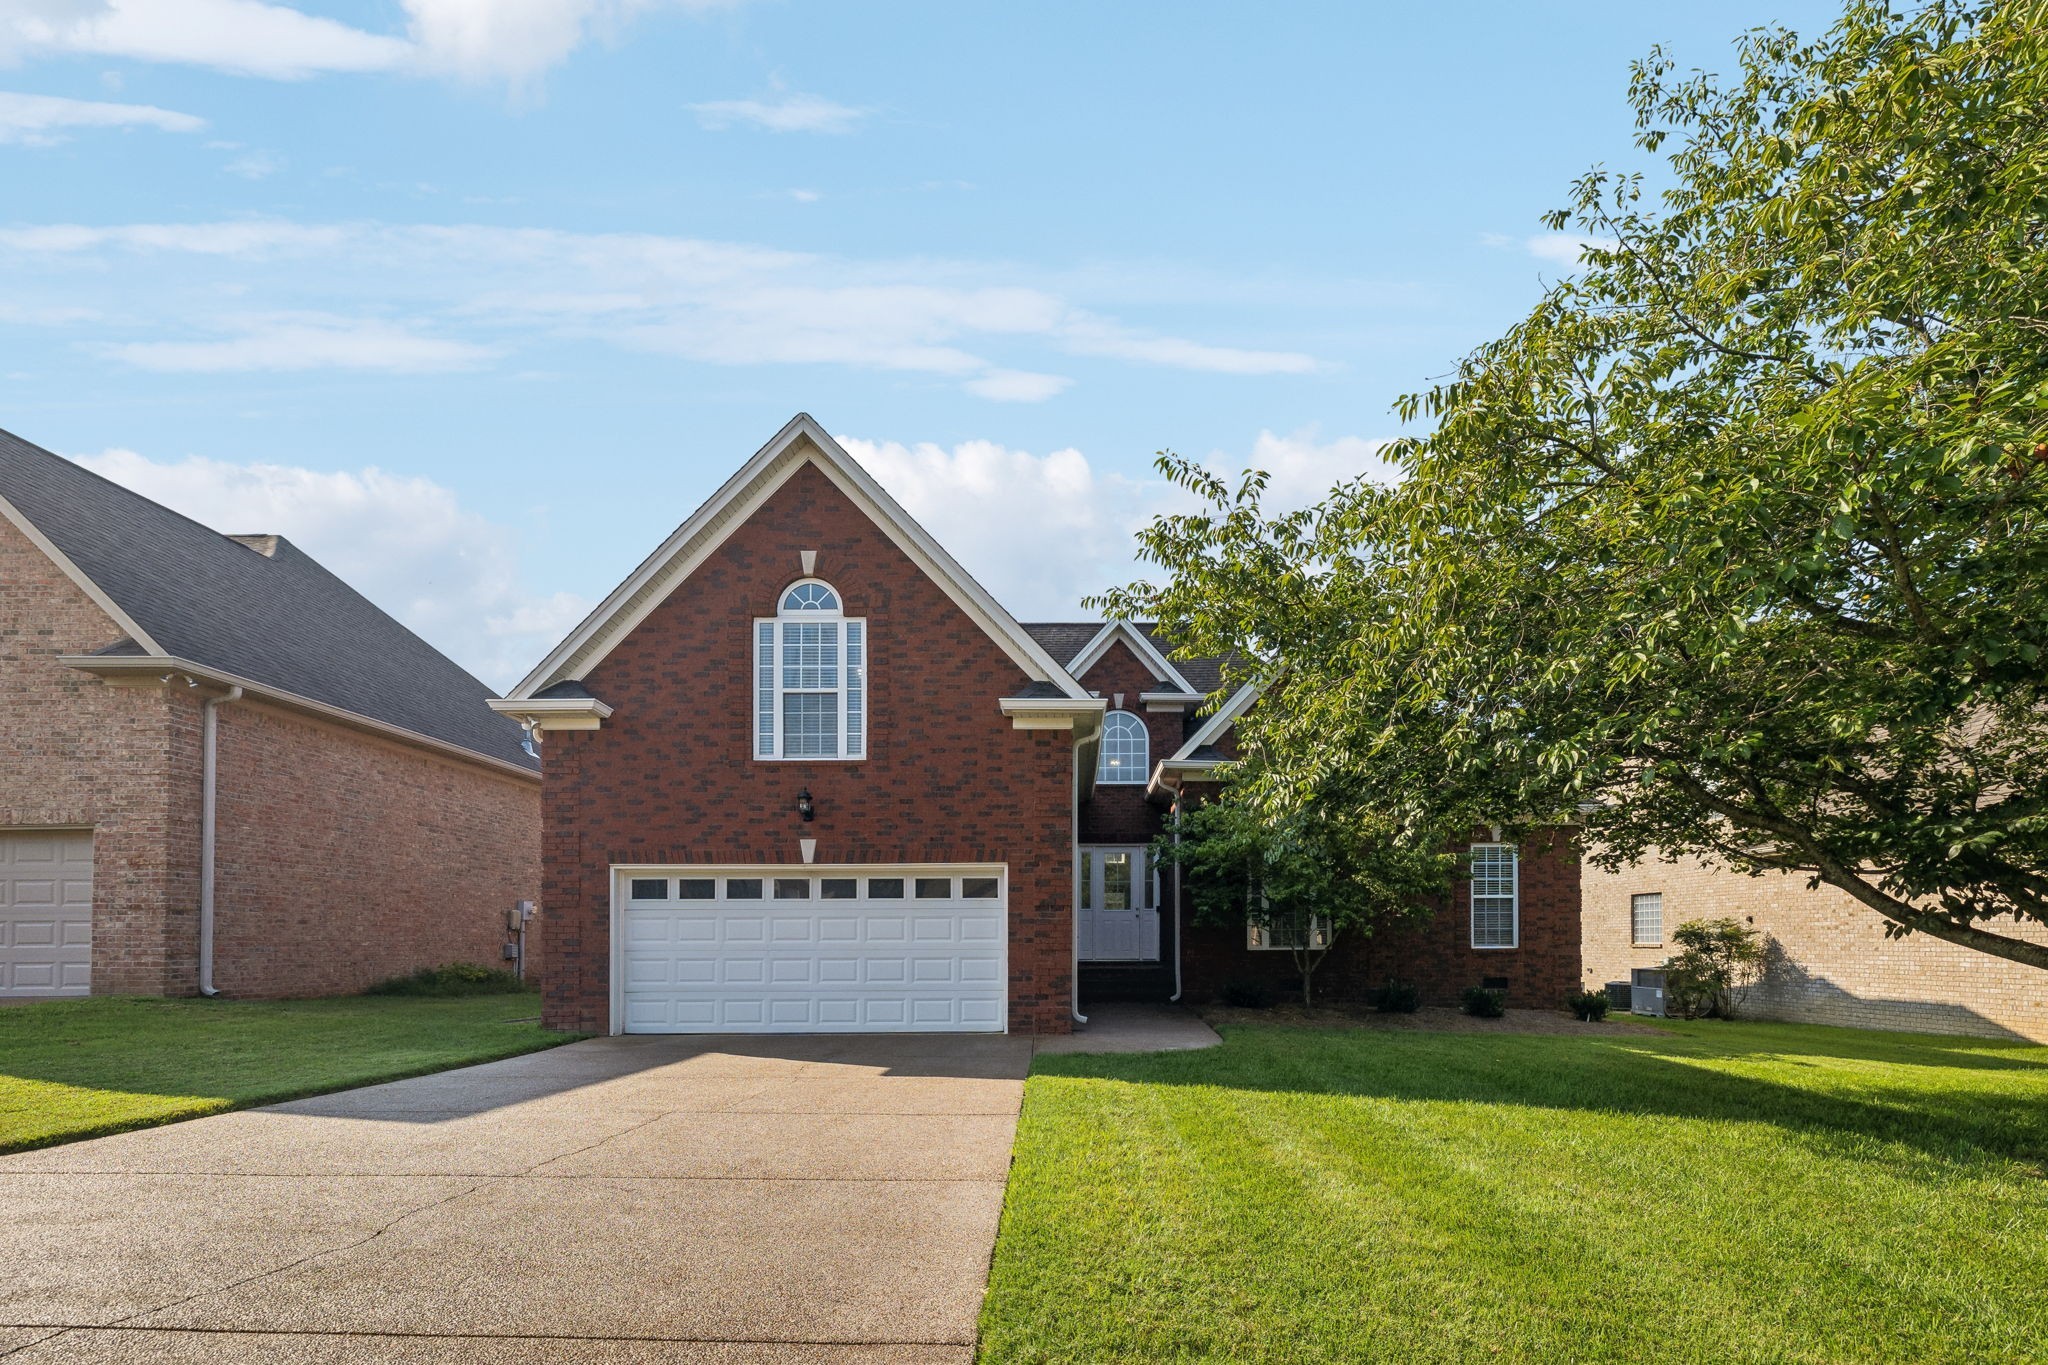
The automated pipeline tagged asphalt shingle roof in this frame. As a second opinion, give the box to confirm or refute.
[0,427,536,771]
[1021,621,1234,699]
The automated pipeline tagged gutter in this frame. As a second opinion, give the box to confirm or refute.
[1169,800,1184,1002]
[1070,730,1087,1027]
[198,685,243,997]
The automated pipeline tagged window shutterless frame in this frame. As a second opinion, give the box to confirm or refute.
[755,578,866,761]
[1469,842,1520,949]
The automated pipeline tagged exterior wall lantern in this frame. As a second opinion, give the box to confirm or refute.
[796,787,815,822]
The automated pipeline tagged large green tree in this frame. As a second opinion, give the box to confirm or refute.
[1099,0,2048,968]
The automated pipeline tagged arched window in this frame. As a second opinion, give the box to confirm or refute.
[1096,710,1148,784]
[755,579,865,760]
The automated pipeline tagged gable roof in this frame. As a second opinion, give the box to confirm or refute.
[0,426,537,774]
[1021,621,1231,698]
[507,413,1090,702]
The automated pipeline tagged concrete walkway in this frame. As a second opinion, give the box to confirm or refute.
[0,1034,1032,1363]
[1034,1003,1222,1055]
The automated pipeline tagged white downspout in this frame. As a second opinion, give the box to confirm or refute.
[1168,794,1184,1002]
[1070,733,1087,1026]
[198,685,243,997]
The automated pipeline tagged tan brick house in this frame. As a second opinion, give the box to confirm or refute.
[1585,852,2048,1042]
[0,427,541,1000]
[494,414,1582,1036]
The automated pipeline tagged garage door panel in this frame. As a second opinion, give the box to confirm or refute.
[1,831,92,999]
[620,866,1005,1034]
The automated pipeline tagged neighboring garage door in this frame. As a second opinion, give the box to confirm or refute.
[618,866,1006,1033]
[0,830,92,998]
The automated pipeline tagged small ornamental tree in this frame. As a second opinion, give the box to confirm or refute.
[1158,795,1448,1008]
[1662,918,1767,1019]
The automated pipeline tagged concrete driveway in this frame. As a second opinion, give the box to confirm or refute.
[0,1033,1033,1363]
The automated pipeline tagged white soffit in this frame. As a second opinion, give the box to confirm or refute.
[508,413,1088,701]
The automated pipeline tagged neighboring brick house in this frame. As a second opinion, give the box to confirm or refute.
[1585,852,2048,1042]
[494,414,1583,1036]
[0,427,541,1000]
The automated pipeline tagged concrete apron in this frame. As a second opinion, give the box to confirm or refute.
[0,1034,1034,1364]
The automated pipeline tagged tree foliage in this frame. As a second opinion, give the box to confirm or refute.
[1159,797,1447,1007]
[1099,1,2048,968]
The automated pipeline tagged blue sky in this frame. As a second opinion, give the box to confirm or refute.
[1,0,1838,687]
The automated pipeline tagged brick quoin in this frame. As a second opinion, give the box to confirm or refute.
[0,512,541,998]
[537,460,1076,1035]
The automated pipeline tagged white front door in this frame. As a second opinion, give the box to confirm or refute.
[0,830,92,998]
[1078,846,1160,962]
[616,866,1007,1033]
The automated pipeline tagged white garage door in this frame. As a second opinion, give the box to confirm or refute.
[617,866,1006,1034]
[0,830,92,998]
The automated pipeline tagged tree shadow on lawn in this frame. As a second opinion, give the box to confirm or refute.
[1028,1021,2048,1172]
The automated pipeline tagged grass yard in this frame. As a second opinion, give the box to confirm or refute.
[0,994,573,1152]
[981,1019,2048,1364]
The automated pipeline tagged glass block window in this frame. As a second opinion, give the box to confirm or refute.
[773,878,811,899]
[961,877,999,899]
[725,878,763,899]
[1096,711,1148,784]
[1470,843,1519,949]
[676,879,716,901]
[915,877,952,899]
[755,581,865,760]
[1631,892,1663,946]
[628,878,668,901]
[866,878,905,898]
[820,878,857,899]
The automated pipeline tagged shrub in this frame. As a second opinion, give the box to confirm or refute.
[1459,985,1507,1019]
[1567,988,1610,1022]
[1663,918,1765,1019]
[1220,979,1277,1009]
[1369,980,1421,1013]
[364,962,528,997]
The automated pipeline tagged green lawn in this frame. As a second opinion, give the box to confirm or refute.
[0,994,575,1152]
[980,1019,2048,1364]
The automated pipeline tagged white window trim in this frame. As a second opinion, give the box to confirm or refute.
[1469,842,1520,950]
[1095,710,1149,784]
[1247,915,1328,951]
[755,578,866,762]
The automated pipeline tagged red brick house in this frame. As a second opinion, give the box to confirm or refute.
[0,427,541,1000]
[497,414,1580,1035]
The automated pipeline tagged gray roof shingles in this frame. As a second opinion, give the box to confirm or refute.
[0,427,537,771]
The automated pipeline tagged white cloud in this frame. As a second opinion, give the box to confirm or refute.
[1524,232,1616,267]
[70,446,587,687]
[839,435,1153,618]
[963,369,1071,403]
[0,217,1326,392]
[1,0,746,84]
[0,88,203,143]
[1218,427,1402,510]
[222,147,282,178]
[1062,316,1318,375]
[2,0,412,79]
[96,313,495,373]
[690,93,867,134]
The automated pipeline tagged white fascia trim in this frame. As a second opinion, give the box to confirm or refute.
[1145,756,1224,801]
[1139,691,1205,705]
[488,696,613,732]
[998,695,1108,732]
[0,488,165,655]
[1170,682,1259,760]
[65,654,543,782]
[507,413,1089,702]
[1066,620,1197,694]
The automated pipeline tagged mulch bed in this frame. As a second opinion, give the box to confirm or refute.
[1199,1003,1669,1036]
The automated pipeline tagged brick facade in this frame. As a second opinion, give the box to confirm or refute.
[1173,823,1583,1009]
[1585,850,2048,1042]
[0,511,541,999]
[536,460,1077,1035]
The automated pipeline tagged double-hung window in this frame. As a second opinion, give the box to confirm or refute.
[1469,843,1519,949]
[755,580,865,760]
